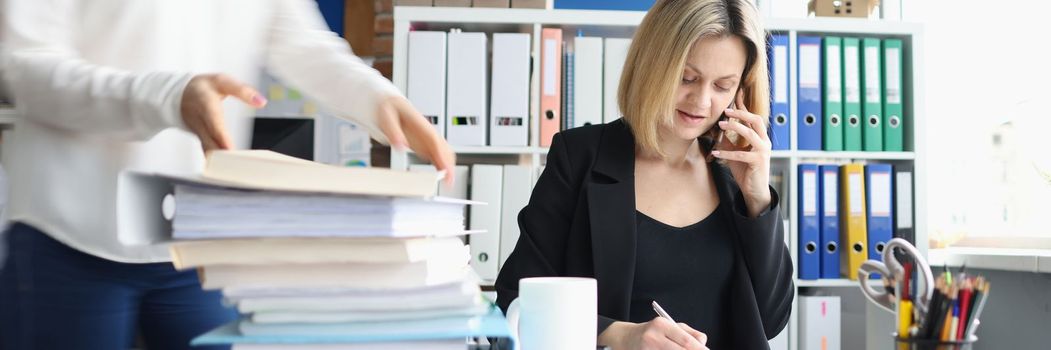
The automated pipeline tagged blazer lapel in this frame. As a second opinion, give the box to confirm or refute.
[711,160,772,349]
[586,120,638,320]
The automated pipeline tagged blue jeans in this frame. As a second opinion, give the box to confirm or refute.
[0,223,237,349]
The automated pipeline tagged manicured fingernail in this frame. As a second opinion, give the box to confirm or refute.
[719,121,728,126]
[725,108,734,114]
[711,150,721,156]
[252,95,267,105]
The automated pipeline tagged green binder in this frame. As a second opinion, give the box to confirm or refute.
[861,38,883,152]
[882,39,905,152]
[823,37,844,151]
[842,38,863,151]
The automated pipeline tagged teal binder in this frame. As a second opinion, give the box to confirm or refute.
[842,38,863,151]
[823,36,844,151]
[860,38,884,152]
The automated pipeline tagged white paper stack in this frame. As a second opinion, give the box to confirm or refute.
[163,150,498,349]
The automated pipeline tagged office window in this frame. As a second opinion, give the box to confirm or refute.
[907,1,1051,244]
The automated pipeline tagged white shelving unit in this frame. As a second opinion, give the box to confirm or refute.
[0,107,16,166]
[390,7,925,350]
[0,107,16,127]
[796,279,861,288]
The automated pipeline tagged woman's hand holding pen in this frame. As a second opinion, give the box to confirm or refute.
[598,318,709,350]
[710,93,772,218]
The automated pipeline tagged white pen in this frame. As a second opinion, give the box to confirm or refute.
[652,300,676,323]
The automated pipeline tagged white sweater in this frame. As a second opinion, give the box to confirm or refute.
[2,0,402,262]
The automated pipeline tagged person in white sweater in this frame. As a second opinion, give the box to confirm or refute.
[0,1,455,349]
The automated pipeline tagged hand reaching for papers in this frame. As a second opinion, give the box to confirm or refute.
[375,93,457,187]
[181,74,268,152]
[180,74,457,187]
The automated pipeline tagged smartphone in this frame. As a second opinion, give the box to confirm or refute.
[699,93,741,153]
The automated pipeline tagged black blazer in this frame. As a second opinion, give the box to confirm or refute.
[495,119,794,349]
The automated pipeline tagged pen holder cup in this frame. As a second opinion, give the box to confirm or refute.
[892,334,977,350]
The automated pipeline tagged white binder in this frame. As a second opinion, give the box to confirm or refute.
[468,165,503,283]
[572,36,603,128]
[446,32,488,146]
[442,165,470,200]
[603,38,631,124]
[407,31,447,137]
[800,295,841,350]
[498,165,532,270]
[490,33,531,147]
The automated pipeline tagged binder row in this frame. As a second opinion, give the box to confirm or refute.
[797,163,914,280]
[409,164,540,284]
[769,35,906,152]
[406,29,633,148]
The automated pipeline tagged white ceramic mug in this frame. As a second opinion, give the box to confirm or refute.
[506,277,597,350]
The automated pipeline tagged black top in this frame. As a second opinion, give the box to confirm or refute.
[494,120,793,349]
[630,206,736,349]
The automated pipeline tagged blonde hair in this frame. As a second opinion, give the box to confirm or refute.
[619,0,770,157]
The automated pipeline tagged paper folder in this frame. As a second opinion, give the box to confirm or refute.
[799,164,821,280]
[539,28,563,147]
[842,38,863,151]
[840,163,868,281]
[819,164,841,279]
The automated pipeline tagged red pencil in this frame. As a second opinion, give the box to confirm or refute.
[903,262,913,301]
[956,280,973,340]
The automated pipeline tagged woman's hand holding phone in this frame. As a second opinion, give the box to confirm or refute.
[710,93,773,218]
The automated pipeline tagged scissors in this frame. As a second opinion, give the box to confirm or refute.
[858,238,934,314]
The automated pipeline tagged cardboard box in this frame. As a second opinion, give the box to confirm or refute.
[474,0,510,7]
[809,0,879,18]
[435,0,472,7]
[511,0,549,9]
[395,0,433,6]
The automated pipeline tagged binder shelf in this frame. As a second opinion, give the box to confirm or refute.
[390,7,926,350]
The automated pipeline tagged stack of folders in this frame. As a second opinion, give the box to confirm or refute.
[407,29,633,148]
[797,163,915,280]
[769,34,905,152]
[901,267,991,343]
[170,150,512,349]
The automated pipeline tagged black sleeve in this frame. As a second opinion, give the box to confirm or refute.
[729,185,795,339]
[494,132,621,336]
[495,132,577,312]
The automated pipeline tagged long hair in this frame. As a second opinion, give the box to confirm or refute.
[619,0,770,158]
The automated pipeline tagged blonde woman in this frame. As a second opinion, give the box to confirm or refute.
[495,0,793,349]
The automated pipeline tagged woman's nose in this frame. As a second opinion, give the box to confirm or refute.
[687,90,713,111]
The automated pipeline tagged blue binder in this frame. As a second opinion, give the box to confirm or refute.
[191,307,514,347]
[797,36,823,150]
[316,0,345,37]
[769,34,791,150]
[819,165,841,279]
[798,164,821,280]
[553,0,656,11]
[865,163,894,279]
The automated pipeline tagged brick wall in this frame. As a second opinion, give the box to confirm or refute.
[370,0,393,167]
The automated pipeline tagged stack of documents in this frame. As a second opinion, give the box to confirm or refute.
[160,150,511,349]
